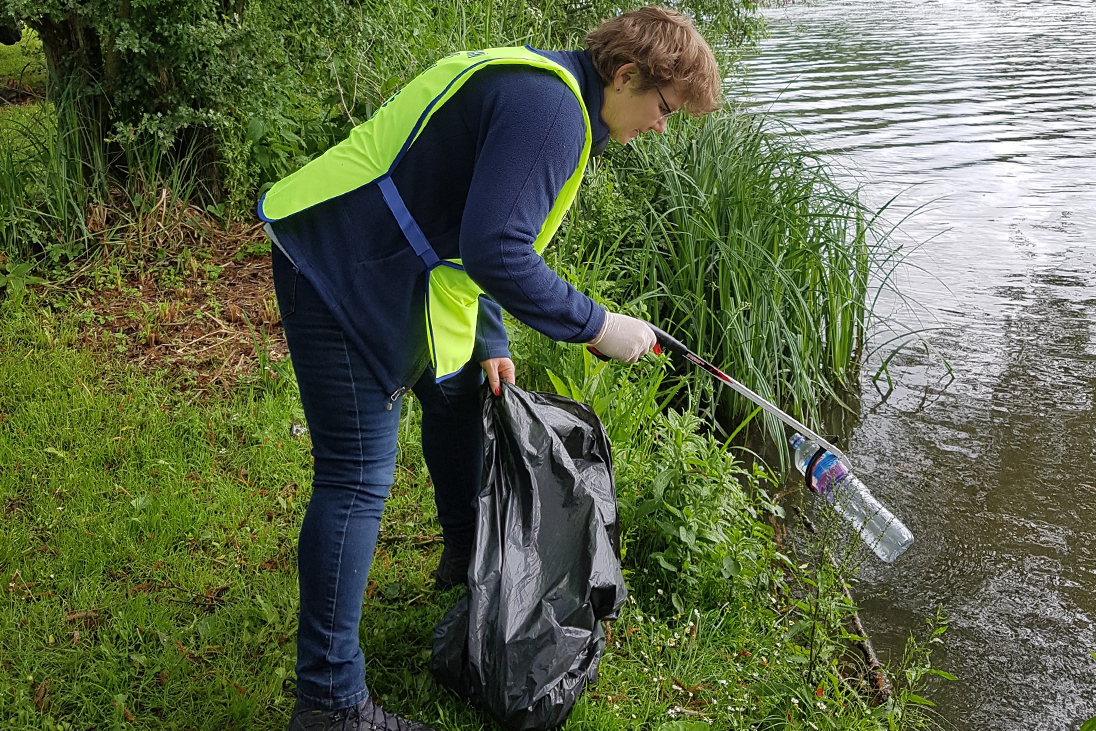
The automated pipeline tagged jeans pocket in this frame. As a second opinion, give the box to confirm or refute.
[272,246,297,321]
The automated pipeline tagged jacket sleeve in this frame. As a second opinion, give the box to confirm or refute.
[472,295,510,362]
[458,69,606,344]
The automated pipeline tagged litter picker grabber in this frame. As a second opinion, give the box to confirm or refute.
[589,324,851,471]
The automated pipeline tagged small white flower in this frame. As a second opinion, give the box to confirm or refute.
[791,698,799,706]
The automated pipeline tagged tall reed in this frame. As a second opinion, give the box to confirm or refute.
[0,100,97,263]
[0,83,208,265]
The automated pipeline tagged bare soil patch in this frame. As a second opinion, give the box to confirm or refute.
[48,194,289,393]
[0,81,41,106]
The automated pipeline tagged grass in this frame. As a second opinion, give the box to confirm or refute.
[0,27,47,93]
[0,29,211,267]
[0,90,216,275]
[0,293,944,730]
[0,97,106,265]
[0,296,311,728]
[0,101,42,135]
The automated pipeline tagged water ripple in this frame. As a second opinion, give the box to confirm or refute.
[746,2,1096,729]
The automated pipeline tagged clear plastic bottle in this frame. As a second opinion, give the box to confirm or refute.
[790,433,914,563]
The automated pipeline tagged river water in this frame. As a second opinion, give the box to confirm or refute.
[740,1,1096,728]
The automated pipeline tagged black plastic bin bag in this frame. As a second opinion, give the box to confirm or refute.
[432,383,627,730]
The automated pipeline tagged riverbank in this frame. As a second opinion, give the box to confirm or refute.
[1,2,945,727]
[0,223,944,730]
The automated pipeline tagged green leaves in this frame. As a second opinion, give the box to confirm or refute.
[657,720,711,731]
[0,261,44,296]
[653,554,678,573]
[602,109,882,466]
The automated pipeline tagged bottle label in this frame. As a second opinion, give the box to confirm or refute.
[811,452,847,499]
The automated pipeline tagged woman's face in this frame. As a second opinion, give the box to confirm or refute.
[601,63,683,145]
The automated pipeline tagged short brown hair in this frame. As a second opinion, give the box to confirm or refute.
[586,7,722,115]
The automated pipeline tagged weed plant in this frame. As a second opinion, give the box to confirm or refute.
[0,98,103,264]
[509,325,779,615]
[0,84,214,279]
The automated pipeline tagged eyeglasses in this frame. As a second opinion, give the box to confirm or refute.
[655,86,678,119]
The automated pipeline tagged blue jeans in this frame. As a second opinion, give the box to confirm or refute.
[272,247,484,710]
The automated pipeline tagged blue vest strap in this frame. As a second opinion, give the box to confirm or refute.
[378,176,440,270]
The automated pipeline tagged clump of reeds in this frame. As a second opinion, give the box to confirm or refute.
[562,110,882,454]
[1,80,213,267]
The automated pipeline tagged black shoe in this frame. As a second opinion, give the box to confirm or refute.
[433,544,471,590]
[287,696,436,731]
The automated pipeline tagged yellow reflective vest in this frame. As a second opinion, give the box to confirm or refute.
[259,47,593,380]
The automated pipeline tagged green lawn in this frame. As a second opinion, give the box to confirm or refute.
[0,292,937,730]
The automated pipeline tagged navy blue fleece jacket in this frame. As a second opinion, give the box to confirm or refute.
[266,49,610,396]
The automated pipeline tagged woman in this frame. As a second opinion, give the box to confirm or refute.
[261,7,721,730]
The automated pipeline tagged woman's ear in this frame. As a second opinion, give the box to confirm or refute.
[612,62,639,93]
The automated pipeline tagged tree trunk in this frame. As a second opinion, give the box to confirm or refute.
[30,11,118,183]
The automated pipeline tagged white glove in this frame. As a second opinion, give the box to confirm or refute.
[589,312,657,364]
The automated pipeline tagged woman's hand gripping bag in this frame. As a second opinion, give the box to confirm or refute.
[431,382,627,730]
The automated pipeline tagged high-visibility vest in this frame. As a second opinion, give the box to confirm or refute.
[259,47,593,381]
